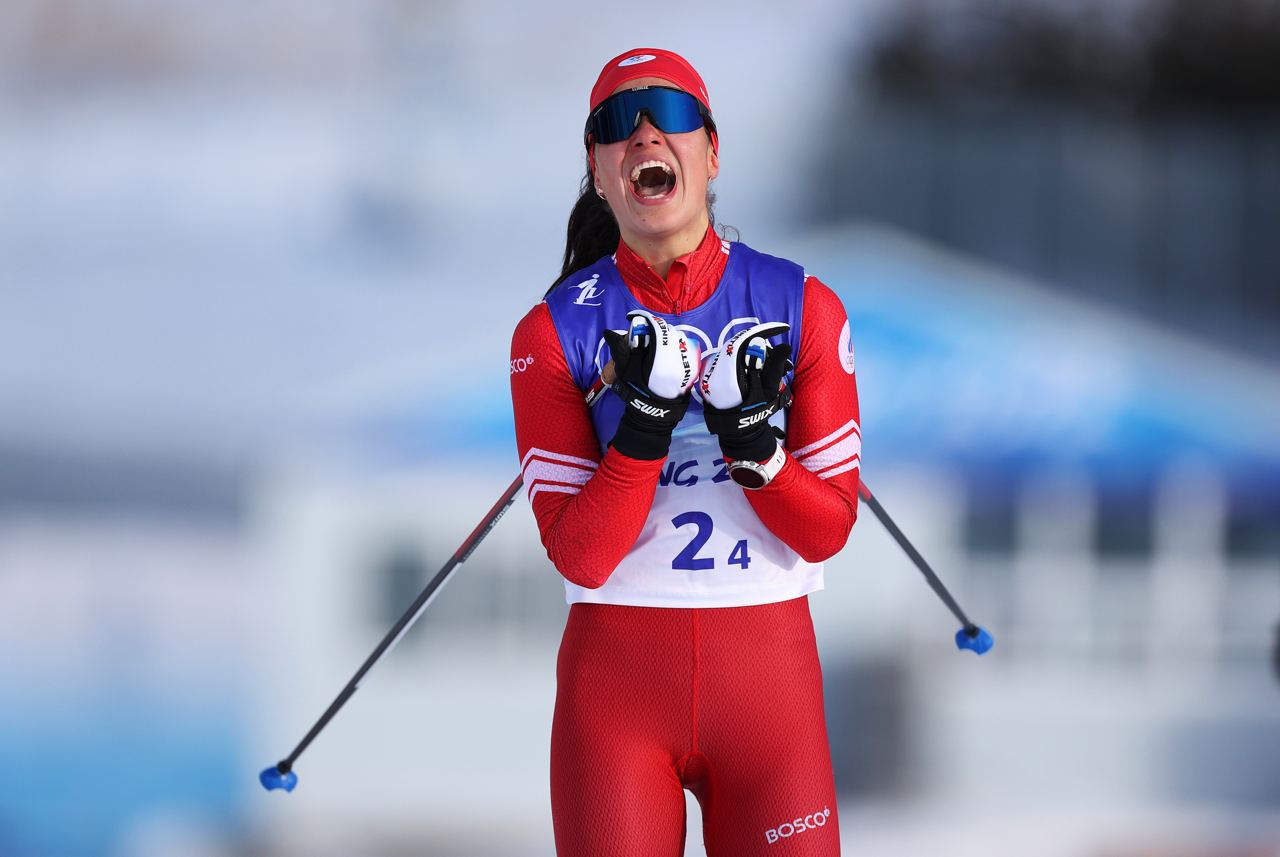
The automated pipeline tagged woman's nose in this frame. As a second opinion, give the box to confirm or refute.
[630,115,663,146]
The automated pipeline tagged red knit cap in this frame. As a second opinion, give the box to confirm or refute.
[588,48,717,152]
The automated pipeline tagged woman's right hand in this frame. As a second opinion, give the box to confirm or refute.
[602,310,700,460]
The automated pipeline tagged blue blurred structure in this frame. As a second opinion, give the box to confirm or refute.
[810,230,1280,483]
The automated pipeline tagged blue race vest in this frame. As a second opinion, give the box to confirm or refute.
[543,239,822,607]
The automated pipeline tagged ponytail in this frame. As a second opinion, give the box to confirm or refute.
[546,168,619,297]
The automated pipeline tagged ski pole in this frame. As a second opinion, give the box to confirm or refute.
[259,476,525,792]
[857,482,994,654]
[261,380,615,792]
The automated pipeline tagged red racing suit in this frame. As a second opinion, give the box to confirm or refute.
[510,225,860,856]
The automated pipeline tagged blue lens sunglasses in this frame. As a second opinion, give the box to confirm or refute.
[584,85,717,148]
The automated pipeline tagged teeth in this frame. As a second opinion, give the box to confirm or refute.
[629,160,675,182]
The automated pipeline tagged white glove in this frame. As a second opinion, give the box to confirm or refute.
[698,321,791,408]
[619,310,701,399]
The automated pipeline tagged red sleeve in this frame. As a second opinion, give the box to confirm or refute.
[510,303,664,588]
[742,276,861,562]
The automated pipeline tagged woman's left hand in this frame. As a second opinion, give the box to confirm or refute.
[699,322,793,462]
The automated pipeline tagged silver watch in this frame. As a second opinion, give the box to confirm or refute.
[727,444,787,490]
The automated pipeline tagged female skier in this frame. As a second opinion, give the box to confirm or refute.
[510,48,861,856]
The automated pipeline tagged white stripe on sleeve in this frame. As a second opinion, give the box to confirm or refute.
[812,457,861,480]
[521,448,597,501]
[527,483,583,503]
[520,447,599,473]
[522,460,595,491]
[792,419,860,460]
[795,431,862,474]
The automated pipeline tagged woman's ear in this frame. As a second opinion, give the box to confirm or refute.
[707,144,720,182]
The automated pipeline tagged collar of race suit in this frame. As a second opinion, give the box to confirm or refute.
[613,224,728,316]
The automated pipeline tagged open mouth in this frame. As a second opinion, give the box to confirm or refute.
[629,159,676,201]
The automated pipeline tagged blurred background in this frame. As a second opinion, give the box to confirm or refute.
[1,0,1278,855]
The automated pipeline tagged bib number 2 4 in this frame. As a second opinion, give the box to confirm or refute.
[671,512,751,571]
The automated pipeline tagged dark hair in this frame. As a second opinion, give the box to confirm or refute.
[545,157,722,297]
[546,170,620,297]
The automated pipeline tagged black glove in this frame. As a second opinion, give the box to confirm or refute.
[701,324,793,462]
[603,314,694,460]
